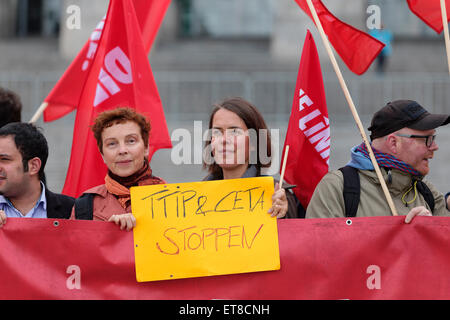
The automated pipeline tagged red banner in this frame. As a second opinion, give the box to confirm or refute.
[2,216,450,299]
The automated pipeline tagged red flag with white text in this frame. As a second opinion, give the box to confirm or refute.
[406,0,450,34]
[295,0,384,75]
[62,0,172,197]
[43,0,171,122]
[281,31,329,209]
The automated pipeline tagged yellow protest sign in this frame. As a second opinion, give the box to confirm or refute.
[131,176,280,282]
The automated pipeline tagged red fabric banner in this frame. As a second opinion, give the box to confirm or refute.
[2,216,450,299]
[62,0,172,197]
[295,0,385,75]
[281,31,329,209]
[136,0,172,52]
[43,0,171,122]
[407,0,450,34]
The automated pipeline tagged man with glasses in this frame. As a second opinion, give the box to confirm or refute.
[306,100,450,221]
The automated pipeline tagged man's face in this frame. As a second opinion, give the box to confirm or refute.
[0,136,28,197]
[394,127,438,176]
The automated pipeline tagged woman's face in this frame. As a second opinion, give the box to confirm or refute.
[101,120,148,177]
[210,108,250,170]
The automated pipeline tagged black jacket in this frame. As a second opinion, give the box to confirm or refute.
[45,189,75,219]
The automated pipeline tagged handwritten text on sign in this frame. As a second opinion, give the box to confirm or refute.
[131,177,280,282]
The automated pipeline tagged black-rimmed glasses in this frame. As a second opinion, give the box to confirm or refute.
[395,134,437,148]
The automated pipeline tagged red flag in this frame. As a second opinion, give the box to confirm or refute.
[43,0,171,122]
[281,31,329,209]
[136,0,171,51]
[62,0,172,197]
[295,0,385,75]
[407,0,450,34]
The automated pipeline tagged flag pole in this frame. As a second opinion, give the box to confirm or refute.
[440,0,450,74]
[305,0,398,216]
[29,102,48,124]
[279,145,290,190]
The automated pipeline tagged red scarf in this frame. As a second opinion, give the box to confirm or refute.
[104,161,165,209]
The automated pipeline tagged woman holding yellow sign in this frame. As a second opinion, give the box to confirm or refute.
[203,97,304,219]
[70,108,166,230]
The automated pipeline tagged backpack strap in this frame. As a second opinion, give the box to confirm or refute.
[445,192,450,211]
[415,180,435,213]
[339,166,360,217]
[74,193,94,220]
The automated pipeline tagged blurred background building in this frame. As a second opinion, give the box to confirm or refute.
[0,0,448,194]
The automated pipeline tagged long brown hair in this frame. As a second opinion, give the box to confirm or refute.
[203,97,271,177]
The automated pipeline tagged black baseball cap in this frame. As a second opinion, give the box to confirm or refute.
[368,100,450,140]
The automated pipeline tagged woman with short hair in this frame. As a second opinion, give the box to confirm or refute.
[70,107,165,230]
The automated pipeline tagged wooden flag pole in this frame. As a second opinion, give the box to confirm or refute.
[29,102,48,124]
[279,145,290,190]
[440,0,450,74]
[305,0,398,216]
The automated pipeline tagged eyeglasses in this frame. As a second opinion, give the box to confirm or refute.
[395,134,437,148]
[211,128,246,137]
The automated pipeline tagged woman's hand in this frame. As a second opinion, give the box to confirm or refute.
[268,183,288,219]
[108,213,136,231]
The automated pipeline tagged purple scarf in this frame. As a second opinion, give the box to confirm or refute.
[355,143,421,177]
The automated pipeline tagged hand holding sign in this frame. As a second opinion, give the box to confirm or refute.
[268,183,288,218]
[131,177,280,282]
[108,213,136,231]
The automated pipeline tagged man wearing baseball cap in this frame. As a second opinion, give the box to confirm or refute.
[306,99,450,221]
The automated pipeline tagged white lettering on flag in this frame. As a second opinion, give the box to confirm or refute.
[94,46,132,107]
[304,121,325,137]
[104,47,133,84]
[298,89,330,162]
[82,16,106,71]
[299,109,321,130]
[94,84,109,107]
[299,89,313,111]
[310,126,330,152]
[98,68,121,95]
[86,42,98,60]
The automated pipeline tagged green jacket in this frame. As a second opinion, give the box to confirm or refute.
[306,168,449,218]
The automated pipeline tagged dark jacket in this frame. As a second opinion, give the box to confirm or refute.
[273,178,305,219]
[45,189,75,219]
[446,192,450,211]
